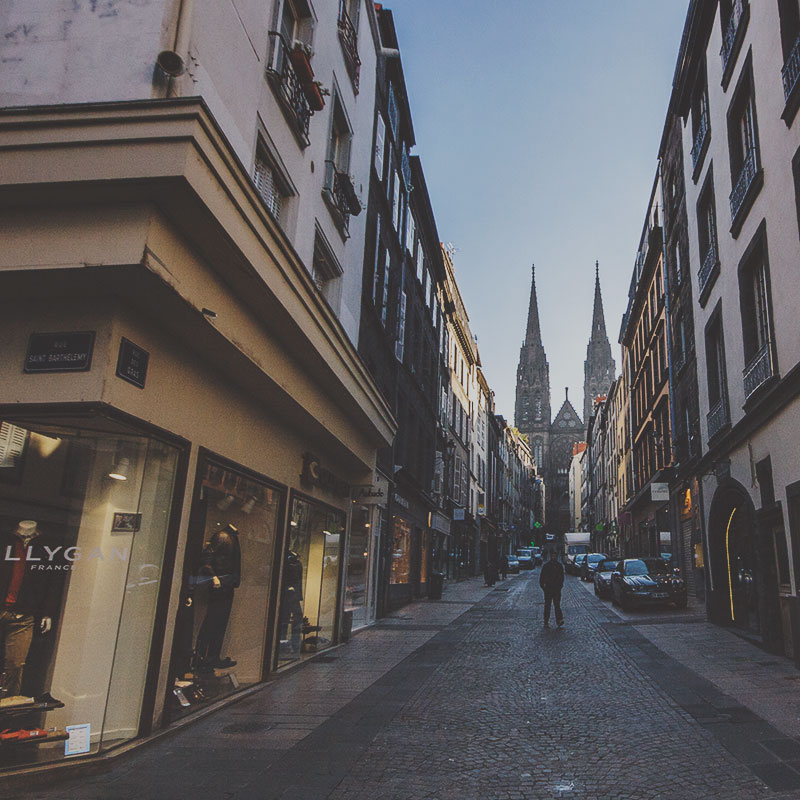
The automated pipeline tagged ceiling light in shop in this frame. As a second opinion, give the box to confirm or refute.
[108,457,130,481]
[216,494,235,511]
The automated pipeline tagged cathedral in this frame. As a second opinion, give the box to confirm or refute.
[515,263,615,534]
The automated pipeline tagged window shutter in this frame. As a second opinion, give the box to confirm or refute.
[395,290,407,362]
[374,114,385,178]
[381,248,390,324]
[0,422,27,469]
[254,157,282,221]
[372,217,382,308]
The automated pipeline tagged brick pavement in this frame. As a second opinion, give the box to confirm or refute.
[6,572,800,799]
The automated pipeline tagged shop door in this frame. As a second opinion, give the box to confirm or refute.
[728,508,760,635]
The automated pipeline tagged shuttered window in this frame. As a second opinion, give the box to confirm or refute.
[0,422,27,470]
[254,155,283,221]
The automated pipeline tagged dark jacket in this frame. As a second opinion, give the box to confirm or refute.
[539,558,564,591]
[0,530,65,618]
[200,527,241,590]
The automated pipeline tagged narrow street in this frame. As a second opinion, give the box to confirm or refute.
[11,572,800,800]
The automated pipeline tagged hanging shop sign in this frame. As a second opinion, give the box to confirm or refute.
[429,510,451,535]
[24,331,95,373]
[393,493,409,509]
[300,452,350,497]
[351,475,389,505]
[453,508,465,521]
[116,337,149,389]
[650,482,669,502]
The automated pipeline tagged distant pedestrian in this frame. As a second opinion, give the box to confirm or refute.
[484,560,496,587]
[499,554,508,580]
[539,550,564,628]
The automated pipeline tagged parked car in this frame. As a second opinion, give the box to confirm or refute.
[611,558,688,610]
[506,556,520,574]
[580,553,609,582]
[568,553,587,576]
[516,548,534,570]
[531,547,543,566]
[593,558,620,598]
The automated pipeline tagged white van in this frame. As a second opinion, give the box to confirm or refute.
[563,532,591,573]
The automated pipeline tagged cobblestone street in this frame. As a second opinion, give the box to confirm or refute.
[9,572,800,800]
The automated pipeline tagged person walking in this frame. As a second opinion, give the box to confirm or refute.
[539,549,564,628]
[499,554,508,581]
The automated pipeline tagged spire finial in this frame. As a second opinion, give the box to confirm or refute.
[595,260,599,280]
[565,387,569,401]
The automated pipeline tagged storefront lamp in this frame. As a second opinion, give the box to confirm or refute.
[241,496,257,514]
[216,494,235,511]
[108,457,130,482]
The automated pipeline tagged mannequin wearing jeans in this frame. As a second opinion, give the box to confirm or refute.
[0,521,56,697]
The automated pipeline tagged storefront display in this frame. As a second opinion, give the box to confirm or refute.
[169,457,281,717]
[276,496,344,667]
[345,505,370,630]
[0,416,179,767]
[390,517,411,585]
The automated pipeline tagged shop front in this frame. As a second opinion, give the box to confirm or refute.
[386,490,431,609]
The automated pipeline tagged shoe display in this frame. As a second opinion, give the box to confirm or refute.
[214,657,237,668]
[34,692,65,709]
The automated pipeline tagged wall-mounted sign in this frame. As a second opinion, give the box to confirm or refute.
[24,331,95,373]
[650,482,669,502]
[352,476,389,505]
[453,508,465,521]
[300,452,350,497]
[111,512,142,533]
[393,493,409,509]
[116,337,149,389]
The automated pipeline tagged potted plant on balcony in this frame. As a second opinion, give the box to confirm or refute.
[288,41,314,84]
[303,79,327,111]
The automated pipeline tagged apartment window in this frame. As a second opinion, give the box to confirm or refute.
[406,210,416,257]
[391,170,401,232]
[372,217,384,310]
[672,240,683,286]
[337,0,361,91]
[253,145,289,222]
[690,67,710,174]
[705,306,730,439]
[697,170,719,298]
[780,0,800,105]
[324,93,355,234]
[719,0,748,79]
[395,290,407,362]
[388,83,399,138]
[374,113,386,180]
[312,229,343,307]
[739,226,775,400]
[728,58,761,228]
[416,241,425,283]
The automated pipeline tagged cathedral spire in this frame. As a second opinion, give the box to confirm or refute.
[584,261,616,425]
[525,264,543,350]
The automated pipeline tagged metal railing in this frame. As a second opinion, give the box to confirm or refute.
[743,340,772,400]
[267,32,312,144]
[729,148,758,222]
[720,0,745,72]
[698,240,717,296]
[324,160,350,233]
[691,111,709,170]
[707,396,729,441]
[337,2,361,91]
[783,33,800,100]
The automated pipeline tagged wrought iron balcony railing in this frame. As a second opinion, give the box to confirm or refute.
[337,2,361,91]
[743,340,773,400]
[266,32,312,145]
[783,34,800,100]
[691,111,709,171]
[698,240,717,296]
[323,160,351,234]
[720,0,745,72]
[729,148,758,222]
[707,396,729,441]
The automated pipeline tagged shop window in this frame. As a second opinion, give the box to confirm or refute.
[390,517,411,585]
[169,457,282,717]
[0,416,180,767]
[345,505,371,629]
[276,496,344,667]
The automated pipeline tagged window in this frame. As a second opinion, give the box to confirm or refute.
[337,0,361,90]
[739,227,775,399]
[324,93,355,233]
[779,0,800,69]
[727,59,760,226]
[253,145,289,222]
[705,306,730,438]
[374,113,386,179]
[392,170,401,232]
[395,289,407,362]
[388,83,399,138]
[697,171,719,297]
[690,66,710,173]
[312,229,343,307]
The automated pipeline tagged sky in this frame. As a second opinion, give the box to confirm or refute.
[389,0,690,423]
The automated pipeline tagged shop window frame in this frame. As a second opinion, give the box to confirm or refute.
[165,447,287,724]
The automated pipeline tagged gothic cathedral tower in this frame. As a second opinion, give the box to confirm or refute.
[583,262,616,425]
[515,265,550,474]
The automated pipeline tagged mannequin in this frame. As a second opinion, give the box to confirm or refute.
[194,523,240,672]
[0,521,56,698]
[279,550,304,655]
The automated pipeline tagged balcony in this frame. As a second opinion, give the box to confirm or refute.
[266,33,312,146]
[707,397,729,441]
[690,111,710,174]
[729,148,758,225]
[743,341,773,401]
[698,240,717,297]
[323,160,360,236]
[337,2,361,92]
[720,0,747,77]
[783,34,800,101]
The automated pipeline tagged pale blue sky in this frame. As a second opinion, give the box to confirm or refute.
[390,0,689,422]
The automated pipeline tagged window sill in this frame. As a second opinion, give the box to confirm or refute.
[729,167,763,239]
